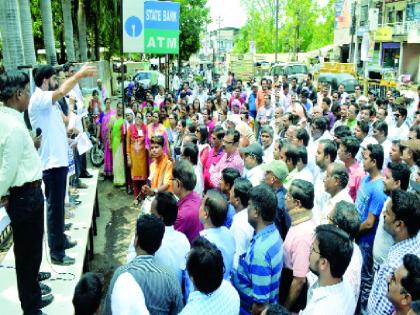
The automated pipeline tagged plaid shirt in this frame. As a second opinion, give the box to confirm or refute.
[367,236,420,315]
[232,223,283,315]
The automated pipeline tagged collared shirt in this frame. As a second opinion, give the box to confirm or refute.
[388,122,409,142]
[180,280,240,315]
[110,255,183,315]
[174,191,203,243]
[230,208,254,270]
[203,146,224,190]
[200,226,236,279]
[319,189,353,224]
[210,149,243,189]
[279,93,292,112]
[126,226,190,285]
[294,166,314,184]
[373,198,394,269]
[275,186,291,240]
[256,105,274,124]
[262,142,274,164]
[355,175,387,245]
[29,87,69,170]
[344,242,363,302]
[300,273,356,315]
[284,219,316,277]
[367,237,420,315]
[243,165,264,186]
[284,167,298,190]
[155,226,190,283]
[232,223,283,314]
[0,106,43,197]
[347,160,365,202]
[312,171,331,224]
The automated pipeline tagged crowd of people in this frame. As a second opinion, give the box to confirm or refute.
[1,62,420,315]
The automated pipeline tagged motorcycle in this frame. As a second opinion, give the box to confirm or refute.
[89,134,104,167]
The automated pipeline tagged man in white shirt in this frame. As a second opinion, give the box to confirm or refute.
[147,192,190,284]
[260,125,275,164]
[29,64,96,265]
[372,120,392,171]
[180,237,240,315]
[199,190,236,279]
[0,71,53,314]
[388,106,410,141]
[301,224,356,315]
[240,143,265,186]
[313,139,337,223]
[321,163,353,224]
[294,146,314,184]
[104,214,183,315]
[229,178,254,269]
[329,201,363,302]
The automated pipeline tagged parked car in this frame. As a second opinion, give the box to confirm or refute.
[317,72,359,93]
[283,62,308,84]
[132,70,166,89]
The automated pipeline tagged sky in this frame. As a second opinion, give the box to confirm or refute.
[207,0,247,31]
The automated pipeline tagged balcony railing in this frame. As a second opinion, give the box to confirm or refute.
[379,20,419,36]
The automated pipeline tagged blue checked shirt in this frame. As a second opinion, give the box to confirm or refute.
[367,236,420,315]
[232,223,283,315]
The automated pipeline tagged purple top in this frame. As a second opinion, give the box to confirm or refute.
[174,191,203,243]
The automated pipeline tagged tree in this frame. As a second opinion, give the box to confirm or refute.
[19,0,36,66]
[77,0,88,61]
[61,0,76,62]
[235,0,335,55]
[0,0,25,70]
[177,0,211,62]
[40,0,57,65]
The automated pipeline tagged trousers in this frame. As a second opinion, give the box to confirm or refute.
[7,186,44,315]
[43,166,68,259]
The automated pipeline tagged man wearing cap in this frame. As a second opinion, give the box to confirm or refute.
[400,139,420,192]
[241,143,265,187]
[368,89,377,107]
[262,160,291,240]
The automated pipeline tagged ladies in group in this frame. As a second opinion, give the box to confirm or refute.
[100,98,115,178]
[109,102,126,186]
[126,112,148,205]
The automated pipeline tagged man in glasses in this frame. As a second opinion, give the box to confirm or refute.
[387,254,420,315]
[388,106,409,142]
[368,190,420,315]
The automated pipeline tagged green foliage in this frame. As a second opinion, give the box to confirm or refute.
[235,0,335,54]
[26,0,209,62]
[176,0,211,61]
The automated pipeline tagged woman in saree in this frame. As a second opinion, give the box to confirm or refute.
[127,112,149,205]
[99,98,115,178]
[109,102,126,187]
[141,135,172,197]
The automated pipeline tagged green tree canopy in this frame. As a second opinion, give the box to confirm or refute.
[234,0,335,55]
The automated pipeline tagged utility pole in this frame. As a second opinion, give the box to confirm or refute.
[275,0,279,62]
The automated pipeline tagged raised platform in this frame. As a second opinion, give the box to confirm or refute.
[0,169,100,315]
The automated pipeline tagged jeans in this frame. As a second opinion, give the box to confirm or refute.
[358,241,374,312]
[7,186,44,315]
[43,167,68,259]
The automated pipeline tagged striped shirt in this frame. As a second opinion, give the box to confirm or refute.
[104,255,183,315]
[180,280,240,315]
[232,223,283,315]
[367,237,420,315]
